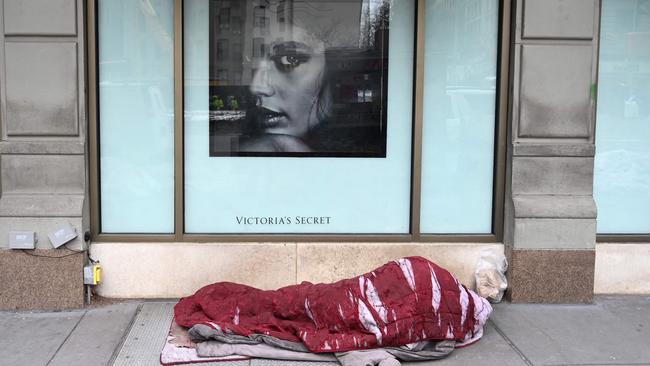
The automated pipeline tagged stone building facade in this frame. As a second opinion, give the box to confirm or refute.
[0,0,648,310]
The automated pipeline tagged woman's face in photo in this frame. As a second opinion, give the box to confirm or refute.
[249,27,328,138]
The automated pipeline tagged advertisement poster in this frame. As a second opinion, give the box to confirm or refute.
[208,0,390,157]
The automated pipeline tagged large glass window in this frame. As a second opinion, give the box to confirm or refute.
[184,0,415,234]
[97,0,175,233]
[92,0,505,238]
[420,0,499,234]
[595,0,650,234]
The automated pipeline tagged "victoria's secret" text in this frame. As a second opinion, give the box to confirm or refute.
[236,216,331,225]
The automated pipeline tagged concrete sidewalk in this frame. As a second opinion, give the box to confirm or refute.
[1,296,648,366]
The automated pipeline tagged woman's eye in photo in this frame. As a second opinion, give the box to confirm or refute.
[272,54,310,72]
[281,55,301,67]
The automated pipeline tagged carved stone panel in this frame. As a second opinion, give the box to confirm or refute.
[3,0,77,35]
[519,44,593,139]
[5,42,79,136]
[522,0,596,39]
[0,154,85,194]
[511,156,594,195]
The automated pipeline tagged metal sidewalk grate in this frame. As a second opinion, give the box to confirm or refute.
[111,302,250,366]
[111,302,173,366]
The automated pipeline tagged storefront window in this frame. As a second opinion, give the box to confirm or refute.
[595,0,650,234]
[97,0,175,233]
[420,0,499,233]
[93,0,505,238]
[183,0,414,234]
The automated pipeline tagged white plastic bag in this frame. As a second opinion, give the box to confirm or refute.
[475,249,508,303]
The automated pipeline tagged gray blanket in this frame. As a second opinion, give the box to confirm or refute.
[190,323,456,365]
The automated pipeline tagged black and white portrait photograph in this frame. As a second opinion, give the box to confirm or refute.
[208,0,390,157]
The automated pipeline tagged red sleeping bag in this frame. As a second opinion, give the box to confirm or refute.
[174,256,492,353]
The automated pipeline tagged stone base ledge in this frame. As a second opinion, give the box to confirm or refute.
[0,216,85,250]
[90,242,504,299]
[595,243,650,295]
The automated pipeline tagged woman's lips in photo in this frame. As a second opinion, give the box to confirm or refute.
[258,107,288,128]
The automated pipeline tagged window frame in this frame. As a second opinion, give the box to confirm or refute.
[87,0,511,243]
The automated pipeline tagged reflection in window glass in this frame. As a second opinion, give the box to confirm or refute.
[219,8,230,29]
[420,0,499,234]
[595,0,650,233]
[254,6,269,33]
[216,39,229,60]
[98,0,175,233]
[232,43,242,61]
[252,37,265,58]
[232,17,242,33]
[278,1,286,31]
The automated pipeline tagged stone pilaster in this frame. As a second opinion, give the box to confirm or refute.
[0,0,88,310]
[504,0,601,303]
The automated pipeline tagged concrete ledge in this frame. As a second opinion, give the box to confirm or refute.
[513,218,596,249]
[90,242,503,299]
[513,195,596,218]
[0,141,85,155]
[0,194,84,217]
[513,143,595,157]
[0,249,85,310]
[0,217,85,250]
[595,243,650,295]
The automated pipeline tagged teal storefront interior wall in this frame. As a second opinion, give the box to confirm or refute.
[98,0,175,233]
[595,0,650,234]
[420,0,499,234]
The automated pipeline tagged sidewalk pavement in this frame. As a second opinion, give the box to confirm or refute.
[1,296,648,366]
